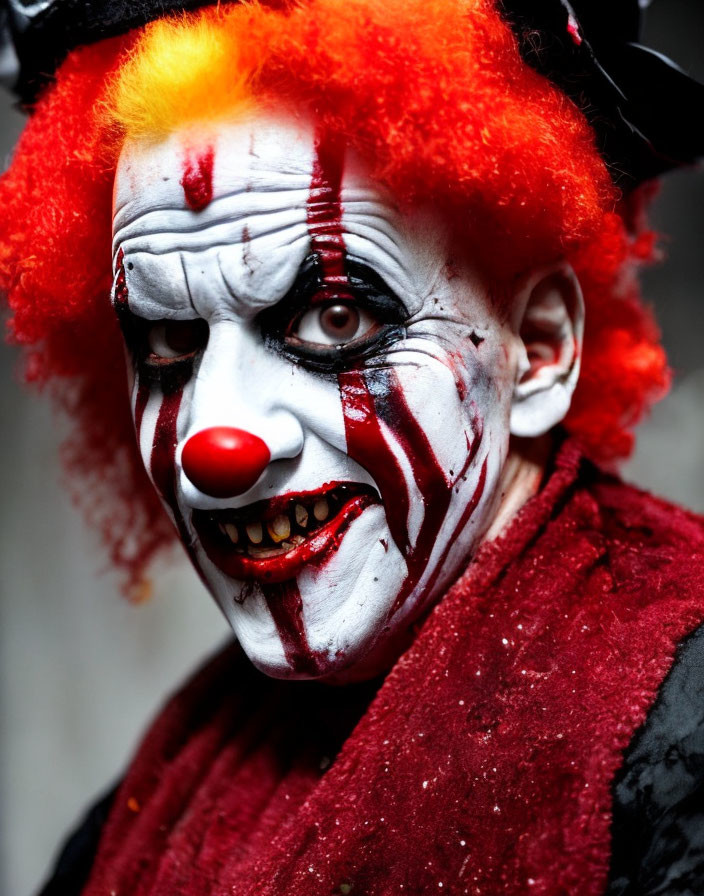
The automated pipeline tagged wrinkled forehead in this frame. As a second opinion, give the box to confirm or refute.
[113,114,317,225]
[111,114,455,319]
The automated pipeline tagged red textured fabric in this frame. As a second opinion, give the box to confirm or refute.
[81,441,704,895]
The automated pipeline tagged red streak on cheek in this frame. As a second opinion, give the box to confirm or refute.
[150,389,200,571]
[422,455,488,600]
[338,370,411,557]
[446,350,468,401]
[262,581,329,676]
[151,391,183,520]
[113,248,129,314]
[134,381,150,443]
[381,372,455,615]
[338,369,485,617]
[181,146,214,212]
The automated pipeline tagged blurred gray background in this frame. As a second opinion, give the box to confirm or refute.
[1,3,703,894]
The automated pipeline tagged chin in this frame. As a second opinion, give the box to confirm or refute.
[196,503,430,682]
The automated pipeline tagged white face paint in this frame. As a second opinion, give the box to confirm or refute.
[111,113,524,680]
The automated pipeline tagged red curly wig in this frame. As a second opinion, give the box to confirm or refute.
[0,0,670,592]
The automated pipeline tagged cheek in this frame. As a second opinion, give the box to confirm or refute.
[131,367,201,569]
[337,358,488,619]
[385,347,500,488]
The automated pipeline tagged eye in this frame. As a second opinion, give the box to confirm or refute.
[291,301,379,347]
[147,319,209,362]
[258,257,409,371]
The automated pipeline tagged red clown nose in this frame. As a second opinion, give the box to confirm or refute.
[181,427,271,498]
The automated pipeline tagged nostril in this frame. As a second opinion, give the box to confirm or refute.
[181,427,271,498]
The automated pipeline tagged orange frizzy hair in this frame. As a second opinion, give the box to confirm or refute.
[0,0,669,590]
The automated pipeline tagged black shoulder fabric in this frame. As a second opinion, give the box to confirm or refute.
[607,623,704,895]
[36,784,118,896]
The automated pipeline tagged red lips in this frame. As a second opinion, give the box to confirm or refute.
[191,483,378,584]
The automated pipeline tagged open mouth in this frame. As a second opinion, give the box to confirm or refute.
[191,482,379,583]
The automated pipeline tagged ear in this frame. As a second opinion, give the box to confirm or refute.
[509,263,584,439]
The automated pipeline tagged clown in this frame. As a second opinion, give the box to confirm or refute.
[2,0,704,894]
[111,111,585,680]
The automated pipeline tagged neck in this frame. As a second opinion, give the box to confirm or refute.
[483,435,553,544]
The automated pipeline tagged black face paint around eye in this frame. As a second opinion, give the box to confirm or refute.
[258,255,409,373]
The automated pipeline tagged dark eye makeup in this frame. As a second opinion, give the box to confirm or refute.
[258,256,409,372]
[146,319,210,363]
[113,310,209,394]
[115,256,408,381]
[117,315,209,368]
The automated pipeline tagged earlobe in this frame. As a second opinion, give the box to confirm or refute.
[509,263,584,439]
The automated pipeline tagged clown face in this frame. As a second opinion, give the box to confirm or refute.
[111,113,580,680]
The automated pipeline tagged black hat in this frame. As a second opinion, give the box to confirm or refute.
[1,0,703,187]
[499,0,704,186]
[1,0,212,102]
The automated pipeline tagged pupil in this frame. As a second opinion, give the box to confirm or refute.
[165,319,207,354]
[320,304,359,341]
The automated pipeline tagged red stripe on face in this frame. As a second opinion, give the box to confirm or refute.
[383,371,453,614]
[150,390,182,518]
[113,248,129,314]
[150,387,198,565]
[181,146,214,212]
[307,130,346,286]
[421,454,488,600]
[339,369,485,618]
[262,581,329,676]
[338,369,411,558]
[134,381,150,443]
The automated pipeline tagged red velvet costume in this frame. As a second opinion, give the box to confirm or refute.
[39,441,704,895]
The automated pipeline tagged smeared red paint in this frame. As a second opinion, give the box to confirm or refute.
[134,381,150,439]
[447,349,468,401]
[149,387,200,570]
[338,370,411,557]
[339,369,485,618]
[262,580,328,676]
[422,455,488,600]
[150,391,184,527]
[181,147,214,212]
[113,248,129,314]
[307,130,346,289]
[567,15,583,46]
